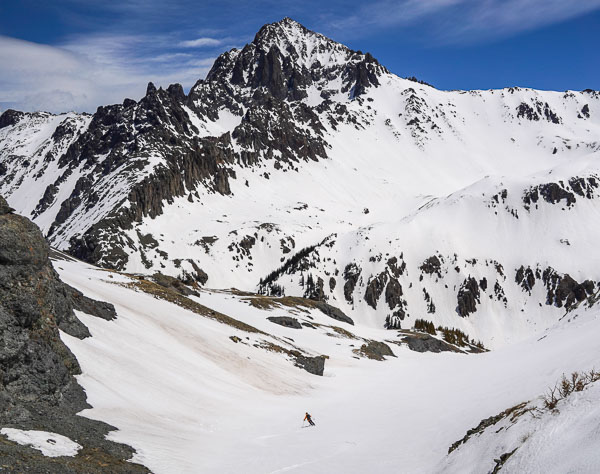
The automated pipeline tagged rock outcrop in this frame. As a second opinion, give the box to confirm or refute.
[357,340,395,360]
[400,333,462,353]
[457,277,481,317]
[267,316,303,329]
[0,195,147,472]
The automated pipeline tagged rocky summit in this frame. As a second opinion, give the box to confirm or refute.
[1,18,599,348]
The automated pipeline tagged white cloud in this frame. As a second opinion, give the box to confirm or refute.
[0,34,217,113]
[179,37,223,48]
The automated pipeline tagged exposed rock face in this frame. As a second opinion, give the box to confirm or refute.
[448,402,528,454]
[387,255,406,277]
[343,263,361,304]
[512,263,596,310]
[385,277,404,310]
[294,354,326,376]
[152,272,200,297]
[310,300,354,325]
[515,265,536,294]
[365,271,388,309]
[182,259,209,286]
[67,285,117,321]
[457,277,480,317]
[0,196,89,346]
[580,104,590,118]
[201,17,386,102]
[0,109,24,129]
[357,340,395,360]
[400,333,461,353]
[516,100,561,123]
[420,255,442,278]
[0,195,15,213]
[267,316,302,329]
[522,177,598,211]
[542,268,595,308]
[0,195,147,472]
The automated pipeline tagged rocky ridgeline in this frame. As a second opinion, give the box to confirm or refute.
[0,196,147,472]
[0,18,388,275]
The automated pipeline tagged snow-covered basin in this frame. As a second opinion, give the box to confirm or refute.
[0,428,81,457]
[56,259,600,473]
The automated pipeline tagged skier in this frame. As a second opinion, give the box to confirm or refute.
[304,412,315,426]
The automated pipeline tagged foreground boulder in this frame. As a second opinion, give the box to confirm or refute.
[357,340,396,360]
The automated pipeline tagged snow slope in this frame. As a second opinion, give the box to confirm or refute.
[54,256,600,473]
[440,380,600,473]
[121,81,600,346]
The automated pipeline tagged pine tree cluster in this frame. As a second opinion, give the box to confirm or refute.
[413,318,436,335]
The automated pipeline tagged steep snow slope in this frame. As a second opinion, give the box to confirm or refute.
[440,378,600,473]
[1,18,600,344]
[0,111,92,230]
[54,256,600,473]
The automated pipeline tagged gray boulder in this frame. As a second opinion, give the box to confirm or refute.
[267,316,303,329]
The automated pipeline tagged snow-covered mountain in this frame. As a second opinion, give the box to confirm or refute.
[3,191,599,472]
[1,17,599,347]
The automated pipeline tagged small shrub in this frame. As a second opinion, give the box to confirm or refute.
[558,375,573,398]
[542,369,599,411]
[543,386,560,410]
[572,372,586,392]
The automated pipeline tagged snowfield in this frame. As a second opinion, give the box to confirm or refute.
[55,257,600,473]
[0,428,82,458]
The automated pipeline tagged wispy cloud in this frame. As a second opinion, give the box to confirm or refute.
[327,0,460,30]
[326,0,600,43]
[458,0,600,38]
[0,33,220,113]
[179,37,223,48]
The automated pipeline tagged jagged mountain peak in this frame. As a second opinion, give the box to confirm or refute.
[202,17,386,101]
[251,17,348,65]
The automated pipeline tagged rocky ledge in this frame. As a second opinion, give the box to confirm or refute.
[0,195,148,472]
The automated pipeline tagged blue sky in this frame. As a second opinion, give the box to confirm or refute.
[1,0,599,112]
